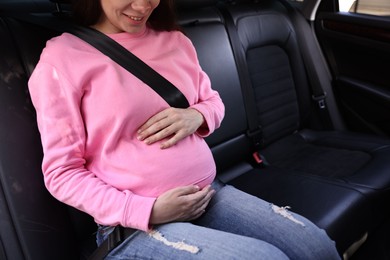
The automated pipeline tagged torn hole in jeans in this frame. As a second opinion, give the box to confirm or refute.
[148,230,200,254]
[271,204,306,227]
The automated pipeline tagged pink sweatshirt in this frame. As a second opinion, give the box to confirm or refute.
[28,27,224,231]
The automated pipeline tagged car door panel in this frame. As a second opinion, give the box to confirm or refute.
[315,11,390,136]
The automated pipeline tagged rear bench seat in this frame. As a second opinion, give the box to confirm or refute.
[208,0,390,254]
[0,0,390,259]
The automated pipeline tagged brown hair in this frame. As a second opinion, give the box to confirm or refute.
[71,0,181,31]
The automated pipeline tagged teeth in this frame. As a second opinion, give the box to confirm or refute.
[129,16,142,21]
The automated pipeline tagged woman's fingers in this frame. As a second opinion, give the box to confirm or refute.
[137,108,204,148]
[150,185,215,224]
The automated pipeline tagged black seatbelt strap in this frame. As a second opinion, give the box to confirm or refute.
[219,5,265,165]
[8,13,189,109]
[88,226,136,260]
[68,25,190,109]
[279,0,333,129]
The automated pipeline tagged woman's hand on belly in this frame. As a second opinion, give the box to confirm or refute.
[149,185,215,225]
[137,108,204,149]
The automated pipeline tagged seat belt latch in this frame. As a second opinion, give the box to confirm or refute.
[247,127,264,165]
[312,92,327,109]
[247,126,263,149]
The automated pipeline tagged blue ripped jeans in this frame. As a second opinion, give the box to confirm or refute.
[97,180,340,260]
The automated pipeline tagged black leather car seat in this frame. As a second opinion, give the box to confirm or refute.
[219,0,390,254]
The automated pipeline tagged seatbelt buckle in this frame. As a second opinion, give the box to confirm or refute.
[252,152,267,168]
[253,151,263,164]
[247,126,263,149]
[312,92,327,109]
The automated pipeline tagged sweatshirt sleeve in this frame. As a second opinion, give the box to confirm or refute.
[28,62,155,231]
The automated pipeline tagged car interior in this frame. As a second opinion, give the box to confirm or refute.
[1,0,390,259]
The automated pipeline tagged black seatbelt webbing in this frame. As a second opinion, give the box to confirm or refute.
[10,13,189,109]
[279,0,333,129]
[69,25,190,109]
[88,226,136,260]
[219,6,264,164]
